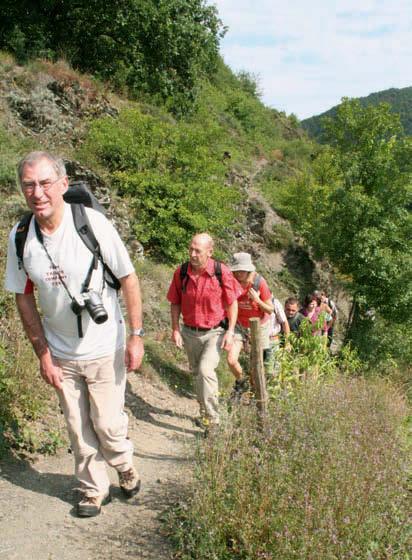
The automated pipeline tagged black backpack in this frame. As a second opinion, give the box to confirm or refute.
[179,262,261,293]
[15,181,121,291]
[179,260,223,293]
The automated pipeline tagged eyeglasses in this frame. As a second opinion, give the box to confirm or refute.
[22,175,66,194]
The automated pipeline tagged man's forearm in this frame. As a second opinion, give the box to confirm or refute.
[171,304,181,331]
[16,293,51,360]
[282,320,290,336]
[16,293,64,389]
[226,300,238,331]
[120,272,143,330]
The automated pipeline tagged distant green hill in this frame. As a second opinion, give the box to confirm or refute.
[301,86,412,139]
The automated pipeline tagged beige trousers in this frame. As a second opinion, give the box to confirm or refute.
[181,325,224,424]
[55,347,133,497]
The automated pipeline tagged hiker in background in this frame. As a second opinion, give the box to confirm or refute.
[265,295,290,376]
[167,233,240,430]
[313,290,333,321]
[226,252,274,396]
[301,294,328,338]
[284,296,304,335]
[320,290,338,347]
[5,152,144,517]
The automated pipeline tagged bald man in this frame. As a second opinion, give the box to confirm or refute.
[167,234,240,428]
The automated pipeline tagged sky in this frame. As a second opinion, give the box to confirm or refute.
[210,0,412,120]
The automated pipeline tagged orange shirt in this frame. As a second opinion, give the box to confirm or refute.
[236,276,272,328]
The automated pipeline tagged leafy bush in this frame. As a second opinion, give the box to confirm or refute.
[279,137,314,164]
[0,288,57,456]
[224,89,286,152]
[193,61,300,162]
[264,223,294,251]
[79,108,240,261]
[170,377,410,559]
[0,123,34,189]
[348,312,412,393]
[235,70,262,99]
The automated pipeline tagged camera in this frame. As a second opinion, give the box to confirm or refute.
[71,290,108,324]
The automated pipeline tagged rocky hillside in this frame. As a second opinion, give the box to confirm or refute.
[0,53,350,457]
[0,53,335,295]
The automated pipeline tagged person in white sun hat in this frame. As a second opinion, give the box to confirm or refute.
[226,252,275,396]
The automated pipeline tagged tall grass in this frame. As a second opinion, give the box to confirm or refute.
[170,377,410,559]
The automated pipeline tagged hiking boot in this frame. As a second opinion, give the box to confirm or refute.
[118,467,141,498]
[230,378,249,400]
[77,492,111,518]
[194,416,210,429]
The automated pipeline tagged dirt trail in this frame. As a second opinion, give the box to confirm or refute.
[0,374,199,560]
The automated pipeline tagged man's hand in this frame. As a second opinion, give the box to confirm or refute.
[171,329,183,349]
[125,336,144,372]
[221,330,234,351]
[40,356,64,390]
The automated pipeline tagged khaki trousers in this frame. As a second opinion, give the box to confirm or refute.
[181,326,224,424]
[55,347,133,497]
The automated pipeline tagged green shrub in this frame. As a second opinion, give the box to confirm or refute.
[170,377,410,559]
[79,107,239,261]
[280,137,315,164]
[0,124,34,189]
[264,223,294,252]
[0,295,55,456]
[348,312,412,396]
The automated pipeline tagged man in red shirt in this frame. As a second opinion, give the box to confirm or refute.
[167,233,240,427]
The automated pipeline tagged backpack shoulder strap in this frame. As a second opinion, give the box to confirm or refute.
[15,212,33,271]
[179,261,190,293]
[71,203,99,256]
[214,260,223,287]
[180,260,223,293]
[71,204,121,291]
[252,274,262,291]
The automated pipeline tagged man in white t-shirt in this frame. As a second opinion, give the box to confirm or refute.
[5,151,144,518]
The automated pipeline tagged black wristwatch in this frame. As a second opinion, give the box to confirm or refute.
[129,328,145,337]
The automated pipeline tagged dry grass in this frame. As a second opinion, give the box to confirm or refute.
[170,376,411,559]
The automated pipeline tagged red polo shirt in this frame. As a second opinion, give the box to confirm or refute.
[167,259,241,328]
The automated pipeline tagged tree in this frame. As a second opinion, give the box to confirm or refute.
[283,99,412,325]
[0,0,225,114]
[79,108,238,261]
[322,100,411,323]
[235,70,262,99]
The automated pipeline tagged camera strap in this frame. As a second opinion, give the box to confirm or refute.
[34,220,95,338]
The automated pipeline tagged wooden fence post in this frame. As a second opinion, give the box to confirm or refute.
[249,318,268,417]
